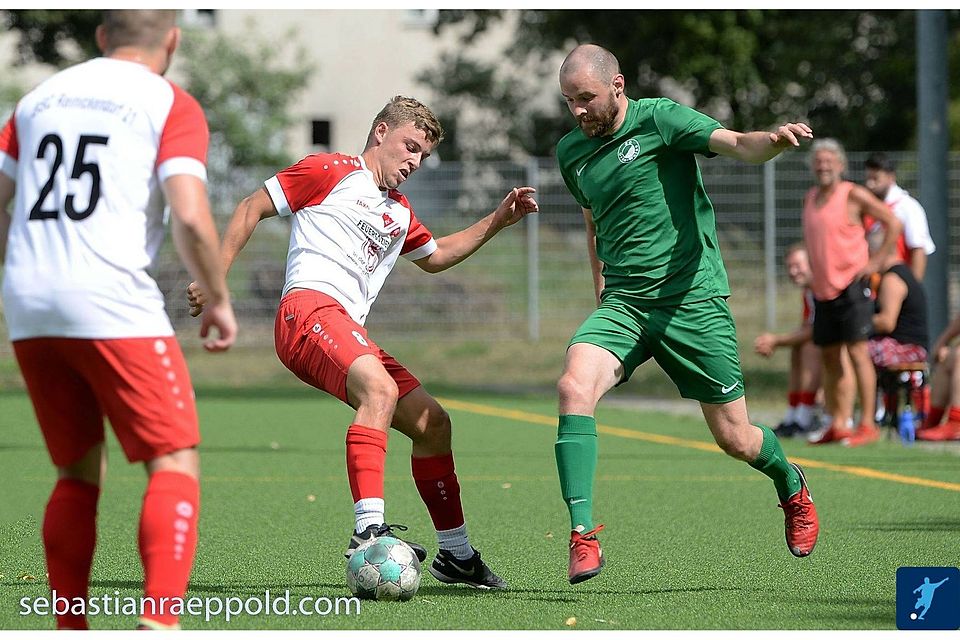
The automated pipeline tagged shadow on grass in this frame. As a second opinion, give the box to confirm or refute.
[847,518,960,532]
[768,594,891,628]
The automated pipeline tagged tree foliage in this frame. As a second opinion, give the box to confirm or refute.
[0,10,312,172]
[176,27,312,170]
[2,10,99,67]
[423,9,960,158]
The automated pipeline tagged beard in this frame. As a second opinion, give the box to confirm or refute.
[578,98,621,138]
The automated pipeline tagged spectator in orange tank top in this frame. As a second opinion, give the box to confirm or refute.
[801,139,902,447]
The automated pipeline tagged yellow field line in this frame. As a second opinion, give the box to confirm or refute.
[438,397,960,493]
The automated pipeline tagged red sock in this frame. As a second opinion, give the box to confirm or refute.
[926,405,945,428]
[798,391,816,406]
[43,478,99,630]
[411,453,465,531]
[139,471,199,627]
[345,425,387,501]
[787,391,800,407]
[947,407,960,424]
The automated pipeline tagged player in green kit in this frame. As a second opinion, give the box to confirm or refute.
[554,44,820,584]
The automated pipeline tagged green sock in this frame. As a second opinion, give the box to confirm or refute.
[749,424,802,502]
[556,414,598,531]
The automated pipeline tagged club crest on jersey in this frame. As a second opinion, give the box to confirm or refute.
[617,138,641,164]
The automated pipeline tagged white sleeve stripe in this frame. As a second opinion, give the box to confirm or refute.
[403,238,437,261]
[0,151,17,180]
[264,176,293,217]
[157,157,207,183]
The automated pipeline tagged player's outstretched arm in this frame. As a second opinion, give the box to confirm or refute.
[0,173,14,264]
[187,187,277,317]
[165,174,237,352]
[413,186,538,273]
[709,123,813,164]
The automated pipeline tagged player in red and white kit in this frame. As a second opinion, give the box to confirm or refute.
[864,152,936,281]
[0,11,236,630]
[188,95,536,590]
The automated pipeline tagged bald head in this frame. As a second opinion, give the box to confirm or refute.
[559,44,627,138]
[560,44,621,85]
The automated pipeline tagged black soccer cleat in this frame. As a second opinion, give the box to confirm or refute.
[344,523,427,563]
[428,548,508,590]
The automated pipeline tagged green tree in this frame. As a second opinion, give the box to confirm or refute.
[176,27,312,171]
[1,10,312,171]
[422,10,960,158]
[2,10,99,67]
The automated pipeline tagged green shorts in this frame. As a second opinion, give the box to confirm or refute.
[569,294,745,404]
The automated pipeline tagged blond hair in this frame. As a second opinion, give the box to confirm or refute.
[368,96,444,145]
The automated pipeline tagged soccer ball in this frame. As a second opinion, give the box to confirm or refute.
[346,536,421,601]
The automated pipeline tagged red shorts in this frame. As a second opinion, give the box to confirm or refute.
[274,289,420,404]
[13,336,199,466]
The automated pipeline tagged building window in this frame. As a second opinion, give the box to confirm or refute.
[311,120,331,147]
[181,9,216,28]
[403,9,438,28]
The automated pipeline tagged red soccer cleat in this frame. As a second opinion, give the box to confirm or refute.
[844,423,881,447]
[808,423,853,445]
[916,421,960,441]
[779,464,819,557]
[568,524,605,584]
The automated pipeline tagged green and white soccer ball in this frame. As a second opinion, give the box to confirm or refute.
[346,536,421,601]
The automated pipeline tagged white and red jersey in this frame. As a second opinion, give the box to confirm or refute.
[0,57,208,341]
[801,287,815,326]
[264,153,437,325]
[885,183,935,263]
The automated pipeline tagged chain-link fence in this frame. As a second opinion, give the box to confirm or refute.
[1,151,958,355]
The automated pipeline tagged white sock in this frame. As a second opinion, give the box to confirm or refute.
[437,524,472,560]
[794,404,814,428]
[354,498,384,534]
[783,405,798,424]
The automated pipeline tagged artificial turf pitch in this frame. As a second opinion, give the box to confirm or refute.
[1,385,957,630]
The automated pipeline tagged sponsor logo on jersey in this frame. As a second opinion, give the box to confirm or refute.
[617,138,641,164]
[356,220,391,250]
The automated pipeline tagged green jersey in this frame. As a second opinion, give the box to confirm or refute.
[557,97,730,306]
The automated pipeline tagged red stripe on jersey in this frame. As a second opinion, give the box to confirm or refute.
[862,211,910,265]
[275,153,360,212]
[156,82,208,168]
[0,113,19,160]
[391,190,433,254]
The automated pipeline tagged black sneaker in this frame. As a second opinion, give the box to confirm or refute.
[773,421,801,437]
[344,523,427,562]
[428,548,508,590]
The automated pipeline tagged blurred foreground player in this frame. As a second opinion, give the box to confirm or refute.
[0,10,236,629]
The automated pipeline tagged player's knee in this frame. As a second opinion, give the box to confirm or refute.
[557,372,590,405]
[362,376,400,413]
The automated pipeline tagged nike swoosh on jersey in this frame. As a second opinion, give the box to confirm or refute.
[576,162,588,176]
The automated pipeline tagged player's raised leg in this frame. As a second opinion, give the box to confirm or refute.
[392,385,507,589]
[701,398,819,557]
[556,342,623,584]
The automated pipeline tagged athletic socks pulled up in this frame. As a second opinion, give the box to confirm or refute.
[556,414,598,531]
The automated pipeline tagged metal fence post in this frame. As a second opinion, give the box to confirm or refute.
[763,158,777,331]
[526,157,541,342]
